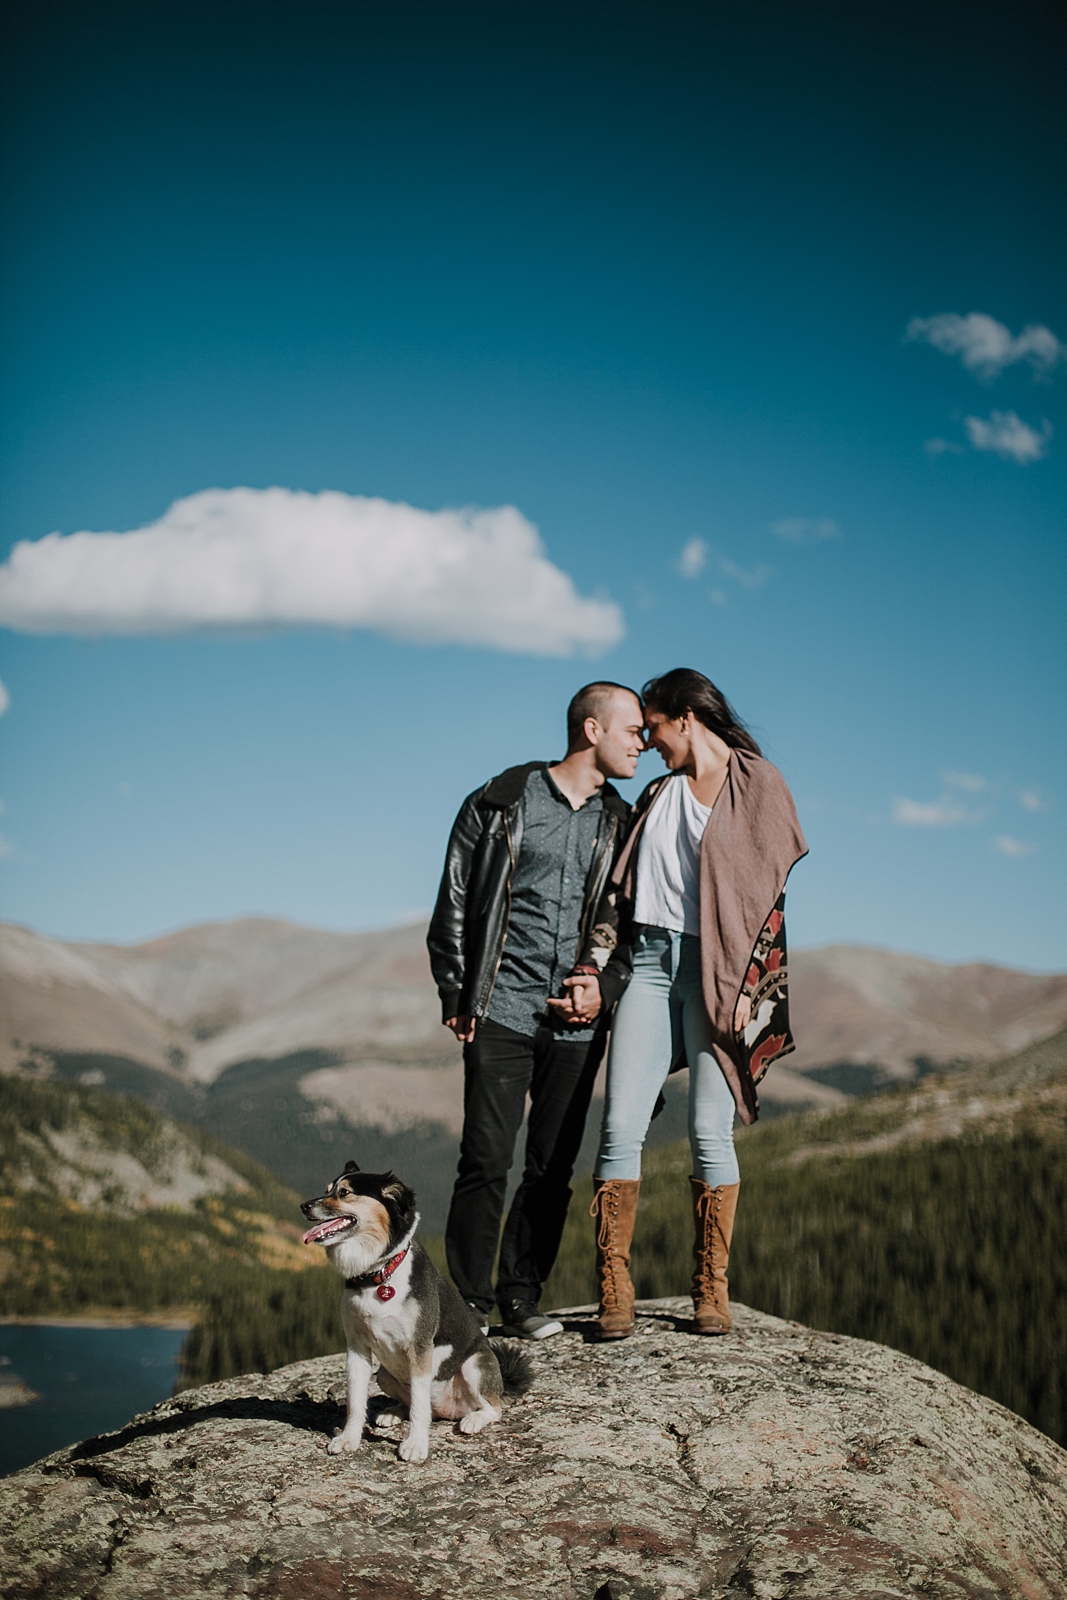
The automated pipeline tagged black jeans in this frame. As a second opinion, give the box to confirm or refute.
[445,1016,607,1314]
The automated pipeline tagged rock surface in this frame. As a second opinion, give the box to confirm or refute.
[2,1300,1065,1600]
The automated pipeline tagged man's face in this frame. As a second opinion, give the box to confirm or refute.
[592,692,647,779]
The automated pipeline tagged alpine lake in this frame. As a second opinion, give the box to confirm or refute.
[0,1321,189,1477]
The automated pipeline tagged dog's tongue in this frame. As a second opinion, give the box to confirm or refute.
[302,1217,354,1246]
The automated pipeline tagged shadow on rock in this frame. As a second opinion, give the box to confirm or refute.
[52,1392,346,1466]
[562,1307,696,1343]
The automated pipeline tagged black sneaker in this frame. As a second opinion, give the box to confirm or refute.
[497,1299,564,1340]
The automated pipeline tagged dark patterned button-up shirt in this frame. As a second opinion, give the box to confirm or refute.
[486,767,603,1039]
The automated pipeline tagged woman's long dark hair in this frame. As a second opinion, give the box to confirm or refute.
[642,668,762,756]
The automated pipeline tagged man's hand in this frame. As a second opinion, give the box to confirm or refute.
[445,1015,477,1044]
[545,973,603,1026]
[733,993,752,1035]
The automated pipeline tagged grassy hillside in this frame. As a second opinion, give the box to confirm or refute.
[40,1048,464,1230]
[0,1074,330,1318]
[543,1027,1067,1444]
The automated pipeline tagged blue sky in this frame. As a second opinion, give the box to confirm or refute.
[1,0,1064,968]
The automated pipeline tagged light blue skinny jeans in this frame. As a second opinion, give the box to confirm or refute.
[595,925,739,1187]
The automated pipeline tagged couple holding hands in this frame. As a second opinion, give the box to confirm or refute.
[427,668,807,1343]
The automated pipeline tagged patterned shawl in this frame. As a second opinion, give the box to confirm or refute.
[696,749,808,1122]
[602,751,807,1124]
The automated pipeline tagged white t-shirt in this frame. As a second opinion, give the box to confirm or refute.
[633,773,712,936]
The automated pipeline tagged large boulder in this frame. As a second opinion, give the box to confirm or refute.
[2,1300,1064,1599]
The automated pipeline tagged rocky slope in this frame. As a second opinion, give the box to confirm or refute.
[1,1299,1064,1599]
[761,1020,1067,1168]
[3,1076,249,1216]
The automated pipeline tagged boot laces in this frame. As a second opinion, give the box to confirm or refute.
[693,1185,722,1297]
[591,1185,624,1307]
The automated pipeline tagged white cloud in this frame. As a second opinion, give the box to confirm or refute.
[676,537,707,578]
[0,836,13,860]
[720,558,773,589]
[964,411,1051,463]
[943,770,987,793]
[925,413,1051,463]
[891,796,978,827]
[993,835,1038,858]
[0,679,8,715]
[1018,787,1052,813]
[0,487,624,657]
[708,587,727,606]
[770,517,840,545]
[906,312,1064,379]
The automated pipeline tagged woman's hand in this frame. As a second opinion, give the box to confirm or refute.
[545,974,603,1025]
[733,993,752,1034]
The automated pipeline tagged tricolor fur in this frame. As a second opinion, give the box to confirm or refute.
[301,1160,532,1462]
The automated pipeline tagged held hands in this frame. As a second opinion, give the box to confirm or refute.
[451,991,748,1037]
[444,1015,477,1043]
[449,989,745,1036]
[547,981,749,1031]
[545,973,603,1026]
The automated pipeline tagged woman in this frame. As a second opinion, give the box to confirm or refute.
[566,668,806,1340]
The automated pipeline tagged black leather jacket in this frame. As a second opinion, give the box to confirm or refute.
[427,762,631,1023]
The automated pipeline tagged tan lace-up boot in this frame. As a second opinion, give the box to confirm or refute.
[690,1177,740,1334]
[590,1178,641,1339]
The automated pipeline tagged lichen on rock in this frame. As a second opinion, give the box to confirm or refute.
[1,1299,1064,1599]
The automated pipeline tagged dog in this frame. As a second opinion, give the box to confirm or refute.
[301,1160,533,1462]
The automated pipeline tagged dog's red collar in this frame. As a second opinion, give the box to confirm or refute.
[345,1247,409,1300]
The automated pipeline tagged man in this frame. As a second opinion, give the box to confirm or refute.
[427,682,645,1338]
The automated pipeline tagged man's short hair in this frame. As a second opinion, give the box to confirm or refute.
[566,682,640,748]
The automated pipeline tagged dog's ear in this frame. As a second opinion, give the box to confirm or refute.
[344,1160,361,1173]
[381,1176,416,1215]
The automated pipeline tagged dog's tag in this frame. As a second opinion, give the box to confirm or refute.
[376,1284,396,1301]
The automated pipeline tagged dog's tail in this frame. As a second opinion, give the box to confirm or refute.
[489,1339,534,1399]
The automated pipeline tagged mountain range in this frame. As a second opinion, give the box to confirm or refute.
[5,914,1066,1088]
[3,916,1066,1228]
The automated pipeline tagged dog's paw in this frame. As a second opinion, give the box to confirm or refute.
[397,1434,430,1463]
[375,1404,408,1426]
[457,1409,497,1435]
[327,1431,363,1455]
